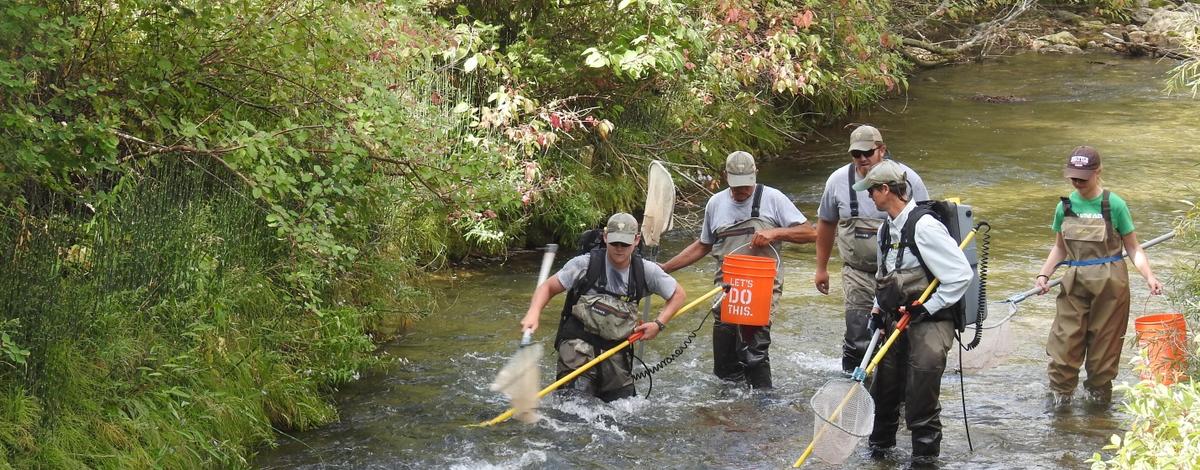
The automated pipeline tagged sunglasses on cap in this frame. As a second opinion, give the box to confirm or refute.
[1069,177,1089,184]
[850,148,876,159]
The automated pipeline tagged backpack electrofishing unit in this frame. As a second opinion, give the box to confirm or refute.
[881,199,991,348]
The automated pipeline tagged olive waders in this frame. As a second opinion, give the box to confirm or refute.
[709,200,784,389]
[868,263,955,459]
[1047,191,1129,405]
[836,163,885,372]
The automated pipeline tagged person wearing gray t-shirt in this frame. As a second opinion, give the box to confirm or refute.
[660,151,816,389]
[522,213,687,401]
[813,125,928,373]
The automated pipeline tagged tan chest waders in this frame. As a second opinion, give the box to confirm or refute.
[708,185,782,388]
[837,164,885,371]
[1047,190,1129,402]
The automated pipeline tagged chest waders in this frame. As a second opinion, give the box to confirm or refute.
[837,163,886,372]
[1046,190,1129,404]
[554,249,648,402]
[708,185,781,388]
[868,213,957,459]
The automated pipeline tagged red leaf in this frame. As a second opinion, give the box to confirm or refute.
[794,10,814,29]
[880,32,892,48]
[549,113,562,130]
[430,91,443,105]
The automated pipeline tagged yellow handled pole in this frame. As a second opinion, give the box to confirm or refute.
[471,284,725,427]
[793,229,978,467]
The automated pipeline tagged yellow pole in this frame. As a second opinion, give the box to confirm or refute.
[793,229,978,467]
[471,284,724,427]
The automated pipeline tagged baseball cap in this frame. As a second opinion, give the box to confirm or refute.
[604,212,639,245]
[851,160,907,191]
[725,151,757,187]
[848,125,883,152]
[1064,146,1101,180]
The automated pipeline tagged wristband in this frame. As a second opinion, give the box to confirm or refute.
[1036,274,1049,280]
[654,319,666,331]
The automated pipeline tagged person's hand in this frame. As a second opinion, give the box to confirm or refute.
[899,302,930,323]
[751,229,777,248]
[1147,276,1164,296]
[1035,274,1051,295]
[814,268,830,295]
[866,313,882,333]
[633,320,665,341]
[520,311,540,334]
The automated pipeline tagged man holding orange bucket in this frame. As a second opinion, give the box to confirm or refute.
[661,151,816,389]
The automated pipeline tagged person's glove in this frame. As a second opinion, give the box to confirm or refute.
[900,302,931,322]
[866,313,882,333]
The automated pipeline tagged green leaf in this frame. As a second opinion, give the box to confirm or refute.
[618,0,635,11]
[464,55,479,73]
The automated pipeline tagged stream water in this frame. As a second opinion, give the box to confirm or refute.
[256,53,1198,469]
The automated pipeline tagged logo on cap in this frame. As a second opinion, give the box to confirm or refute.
[1070,155,1091,167]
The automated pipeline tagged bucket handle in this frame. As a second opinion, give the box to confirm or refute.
[727,241,782,267]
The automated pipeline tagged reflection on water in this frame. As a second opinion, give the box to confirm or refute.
[255,53,1197,469]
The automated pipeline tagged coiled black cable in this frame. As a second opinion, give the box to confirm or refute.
[632,310,713,399]
[962,222,991,350]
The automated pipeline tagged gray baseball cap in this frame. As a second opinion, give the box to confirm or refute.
[725,151,757,187]
[848,125,883,152]
[605,212,639,245]
[851,160,907,191]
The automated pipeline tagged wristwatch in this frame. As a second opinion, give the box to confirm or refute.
[653,319,666,331]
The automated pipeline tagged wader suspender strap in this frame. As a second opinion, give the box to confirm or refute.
[751,184,764,218]
[846,164,859,217]
[1058,190,1122,268]
[560,249,648,322]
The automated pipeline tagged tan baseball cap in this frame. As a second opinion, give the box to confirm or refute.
[725,151,757,187]
[848,125,883,152]
[851,160,907,191]
[604,212,639,245]
[1064,145,1101,180]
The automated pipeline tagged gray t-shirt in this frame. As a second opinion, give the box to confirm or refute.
[556,253,677,299]
[817,161,929,222]
[699,186,808,244]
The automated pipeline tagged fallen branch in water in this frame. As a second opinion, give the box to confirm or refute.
[1101,32,1196,61]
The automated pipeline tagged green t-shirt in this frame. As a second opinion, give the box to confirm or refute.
[1052,191,1135,236]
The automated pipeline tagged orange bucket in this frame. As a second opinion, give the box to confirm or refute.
[720,254,777,326]
[1134,313,1189,385]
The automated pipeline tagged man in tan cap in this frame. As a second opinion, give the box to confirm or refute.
[521,213,687,401]
[814,125,928,373]
[856,160,971,463]
[660,151,816,389]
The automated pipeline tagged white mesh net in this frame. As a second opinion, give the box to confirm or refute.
[809,378,875,464]
[950,319,1015,371]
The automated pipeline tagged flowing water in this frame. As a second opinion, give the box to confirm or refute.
[256,53,1198,469]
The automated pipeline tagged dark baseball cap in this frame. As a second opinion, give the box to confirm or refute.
[1064,146,1101,180]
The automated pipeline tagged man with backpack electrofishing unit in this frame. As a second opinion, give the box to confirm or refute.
[520,213,687,402]
[858,160,974,464]
[660,151,816,389]
[813,125,930,374]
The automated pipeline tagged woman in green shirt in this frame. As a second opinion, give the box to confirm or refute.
[1033,146,1163,409]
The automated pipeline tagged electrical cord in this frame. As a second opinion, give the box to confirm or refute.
[632,310,713,399]
[961,222,991,350]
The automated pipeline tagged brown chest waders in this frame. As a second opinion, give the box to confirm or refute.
[1047,191,1129,403]
[710,210,783,389]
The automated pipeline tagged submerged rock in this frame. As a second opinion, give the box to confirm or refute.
[969,94,1030,103]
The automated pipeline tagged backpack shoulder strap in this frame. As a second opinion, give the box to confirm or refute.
[900,206,935,281]
[561,249,608,320]
[629,254,647,302]
[846,164,859,217]
[751,184,764,218]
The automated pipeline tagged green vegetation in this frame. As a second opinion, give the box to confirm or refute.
[1,0,907,466]
[1090,200,1200,469]
[0,0,1157,466]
